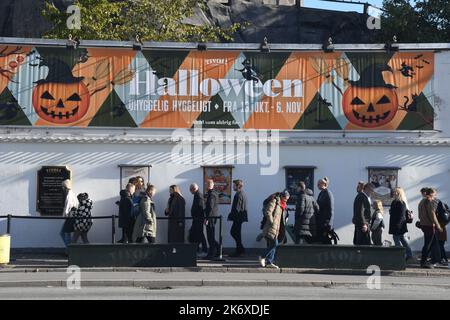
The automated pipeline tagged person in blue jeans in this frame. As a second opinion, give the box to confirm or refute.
[60,179,78,247]
[258,190,290,269]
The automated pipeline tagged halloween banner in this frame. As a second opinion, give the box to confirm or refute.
[0,45,435,130]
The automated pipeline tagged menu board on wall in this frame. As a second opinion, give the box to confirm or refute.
[36,166,72,216]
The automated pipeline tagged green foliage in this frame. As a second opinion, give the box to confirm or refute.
[380,0,450,42]
[42,0,243,42]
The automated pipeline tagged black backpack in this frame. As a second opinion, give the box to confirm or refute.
[437,200,450,226]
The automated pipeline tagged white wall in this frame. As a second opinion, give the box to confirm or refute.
[1,141,449,250]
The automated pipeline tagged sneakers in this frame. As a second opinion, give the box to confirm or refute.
[266,263,279,269]
[259,256,266,267]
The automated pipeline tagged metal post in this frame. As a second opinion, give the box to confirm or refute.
[219,216,223,260]
[7,214,11,234]
[112,215,116,244]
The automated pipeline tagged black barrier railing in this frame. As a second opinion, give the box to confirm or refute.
[0,215,224,259]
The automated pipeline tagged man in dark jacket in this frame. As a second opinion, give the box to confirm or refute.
[205,179,220,258]
[228,179,248,257]
[294,181,318,244]
[353,183,374,245]
[118,183,136,243]
[190,183,208,256]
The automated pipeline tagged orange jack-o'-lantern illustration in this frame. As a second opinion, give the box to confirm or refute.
[343,86,398,127]
[343,64,398,128]
[32,58,90,124]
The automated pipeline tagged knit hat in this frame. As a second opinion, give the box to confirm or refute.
[62,179,72,190]
[77,193,89,201]
[280,190,290,198]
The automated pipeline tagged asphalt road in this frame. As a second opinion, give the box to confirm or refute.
[0,285,448,300]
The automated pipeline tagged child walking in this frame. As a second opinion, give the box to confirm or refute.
[370,200,385,246]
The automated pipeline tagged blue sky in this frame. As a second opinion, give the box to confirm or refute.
[304,0,385,13]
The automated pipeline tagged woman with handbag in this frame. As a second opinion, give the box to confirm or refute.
[389,187,413,261]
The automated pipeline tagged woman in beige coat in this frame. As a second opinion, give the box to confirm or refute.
[259,190,290,269]
[133,184,157,243]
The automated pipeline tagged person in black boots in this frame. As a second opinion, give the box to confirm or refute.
[189,183,208,257]
[228,179,248,257]
[205,179,220,258]
[118,183,136,243]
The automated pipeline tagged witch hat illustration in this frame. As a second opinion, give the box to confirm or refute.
[348,63,397,88]
[35,58,84,84]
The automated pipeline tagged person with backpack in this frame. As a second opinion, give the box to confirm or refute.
[389,187,413,261]
[72,193,93,244]
[316,177,334,244]
[258,190,290,269]
[118,183,136,243]
[370,200,385,246]
[294,181,318,244]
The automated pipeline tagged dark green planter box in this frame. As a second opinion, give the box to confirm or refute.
[68,243,197,267]
[276,245,406,270]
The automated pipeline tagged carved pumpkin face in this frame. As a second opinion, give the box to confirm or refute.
[343,86,398,128]
[32,82,90,124]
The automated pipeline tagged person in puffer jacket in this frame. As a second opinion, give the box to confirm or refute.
[294,181,319,244]
[72,193,93,244]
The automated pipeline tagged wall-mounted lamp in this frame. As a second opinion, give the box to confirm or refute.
[133,35,143,51]
[385,35,399,52]
[66,34,80,49]
[322,37,334,53]
[260,37,270,53]
[197,43,207,51]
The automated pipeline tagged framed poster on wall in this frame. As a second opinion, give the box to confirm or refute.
[203,166,233,204]
[118,164,152,190]
[367,166,401,206]
[284,166,316,205]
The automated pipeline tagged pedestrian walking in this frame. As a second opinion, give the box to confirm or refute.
[189,183,208,257]
[133,184,158,244]
[294,181,318,244]
[389,187,413,261]
[316,177,334,244]
[370,200,384,246]
[60,179,78,248]
[72,193,93,244]
[259,190,290,269]
[118,183,136,243]
[205,179,220,258]
[418,188,443,268]
[228,179,248,257]
[353,183,374,245]
[165,185,186,243]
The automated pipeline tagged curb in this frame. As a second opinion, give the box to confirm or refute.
[0,279,450,289]
[1,266,449,278]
